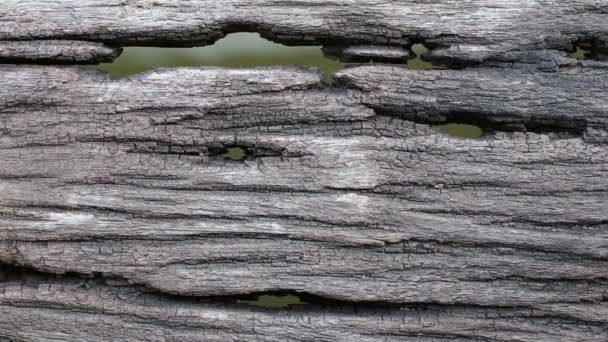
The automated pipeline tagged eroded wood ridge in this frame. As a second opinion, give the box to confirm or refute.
[0,277,606,342]
[335,65,608,135]
[0,66,606,328]
[1,0,608,66]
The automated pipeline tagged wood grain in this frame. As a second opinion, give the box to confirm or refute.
[0,276,606,342]
[1,66,606,317]
[1,2,607,339]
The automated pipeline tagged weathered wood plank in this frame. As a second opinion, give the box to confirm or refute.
[1,66,607,312]
[0,0,606,341]
[2,0,608,66]
[0,277,606,342]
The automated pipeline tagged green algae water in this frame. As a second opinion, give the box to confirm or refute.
[98,33,436,80]
[238,294,305,308]
[97,32,481,167]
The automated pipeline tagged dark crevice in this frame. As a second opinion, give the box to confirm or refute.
[569,39,608,61]
[369,108,589,138]
[2,262,606,328]
[0,262,126,284]
[125,140,292,161]
[0,262,393,310]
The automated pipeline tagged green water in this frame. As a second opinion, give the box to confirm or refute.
[98,33,342,82]
[222,147,247,161]
[239,294,305,308]
[568,46,591,60]
[435,123,483,138]
[97,32,436,82]
[96,33,480,179]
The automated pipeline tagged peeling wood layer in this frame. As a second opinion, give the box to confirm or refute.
[2,0,608,66]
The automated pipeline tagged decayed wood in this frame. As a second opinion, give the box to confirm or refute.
[335,65,608,134]
[1,65,607,325]
[2,0,608,66]
[0,277,606,342]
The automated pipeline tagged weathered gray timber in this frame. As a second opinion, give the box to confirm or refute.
[1,0,608,66]
[1,1,608,341]
[0,65,607,341]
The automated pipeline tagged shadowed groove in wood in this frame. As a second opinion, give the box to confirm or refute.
[0,273,606,342]
[0,262,305,309]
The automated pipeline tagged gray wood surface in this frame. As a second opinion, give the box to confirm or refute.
[0,65,607,340]
[0,40,121,64]
[1,1,608,340]
[1,0,608,66]
[335,65,608,133]
[0,276,606,342]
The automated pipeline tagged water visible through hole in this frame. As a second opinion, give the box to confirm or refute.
[238,294,306,308]
[435,123,483,138]
[570,46,591,60]
[98,33,344,83]
[222,147,247,161]
[97,34,480,136]
[406,44,435,70]
[97,33,438,83]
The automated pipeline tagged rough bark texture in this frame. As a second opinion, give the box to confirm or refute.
[1,1,608,341]
[0,40,121,64]
[334,65,608,133]
[0,65,607,340]
[2,0,608,66]
[0,276,606,342]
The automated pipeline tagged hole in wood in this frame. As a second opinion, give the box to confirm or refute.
[96,33,440,84]
[222,146,247,161]
[434,123,483,138]
[569,42,593,60]
[407,43,437,70]
[0,262,90,283]
[207,145,250,161]
[568,40,608,61]
[97,32,345,84]
[238,294,306,308]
